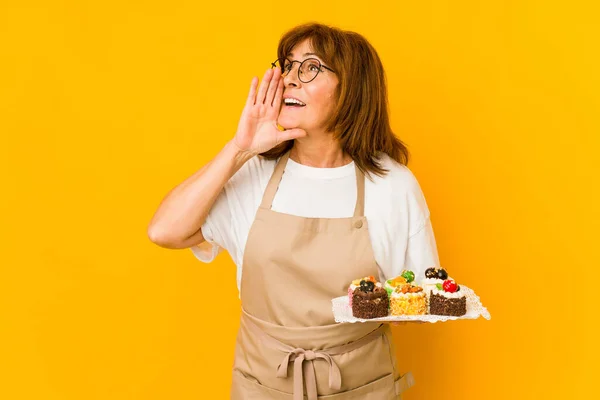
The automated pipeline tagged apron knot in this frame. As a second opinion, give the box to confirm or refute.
[241,310,387,400]
[276,348,342,400]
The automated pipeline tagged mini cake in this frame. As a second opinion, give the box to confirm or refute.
[421,267,452,295]
[390,282,427,316]
[348,276,380,306]
[384,270,415,296]
[429,279,467,316]
[351,279,389,319]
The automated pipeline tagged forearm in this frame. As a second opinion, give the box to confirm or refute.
[147,140,254,247]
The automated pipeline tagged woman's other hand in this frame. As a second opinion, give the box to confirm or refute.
[390,321,426,325]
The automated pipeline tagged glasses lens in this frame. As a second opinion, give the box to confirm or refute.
[272,58,293,76]
[299,59,321,82]
[271,58,321,82]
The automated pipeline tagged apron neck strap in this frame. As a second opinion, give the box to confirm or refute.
[260,150,291,211]
[259,150,365,217]
[353,164,365,217]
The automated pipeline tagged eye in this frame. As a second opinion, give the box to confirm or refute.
[304,60,321,72]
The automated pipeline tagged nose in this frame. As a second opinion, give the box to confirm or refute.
[283,63,301,88]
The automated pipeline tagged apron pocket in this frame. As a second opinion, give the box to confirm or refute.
[231,369,292,400]
[231,369,411,399]
[318,372,397,399]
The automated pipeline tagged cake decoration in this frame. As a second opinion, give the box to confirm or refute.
[384,269,416,296]
[389,281,427,316]
[429,279,467,316]
[438,279,460,293]
[351,277,389,319]
[401,270,415,283]
[347,276,380,306]
[422,267,452,296]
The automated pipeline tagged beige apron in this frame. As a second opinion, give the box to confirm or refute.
[231,150,415,399]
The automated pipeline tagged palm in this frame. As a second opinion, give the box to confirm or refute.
[233,68,305,155]
[236,105,282,154]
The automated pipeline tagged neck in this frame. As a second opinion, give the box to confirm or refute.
[289,136,352,168]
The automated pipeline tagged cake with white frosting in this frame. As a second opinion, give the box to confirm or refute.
[389,282,427,316]
[429,279,467,316]
[421,267,452,295]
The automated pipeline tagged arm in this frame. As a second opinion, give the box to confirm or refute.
[147,67,306,250]
[147,141,254,249]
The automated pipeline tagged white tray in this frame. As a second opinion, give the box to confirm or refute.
[332,285,491,323]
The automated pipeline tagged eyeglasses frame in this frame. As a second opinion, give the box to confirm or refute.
[270,57,335,83]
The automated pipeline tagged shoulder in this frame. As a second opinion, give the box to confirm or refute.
[366,153,431,228]
[227,154,277,191]
[368,152,423,196]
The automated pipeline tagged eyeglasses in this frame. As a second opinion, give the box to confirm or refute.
[270,57,335,83]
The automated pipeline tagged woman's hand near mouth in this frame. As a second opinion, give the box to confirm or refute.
[231,67,307,157]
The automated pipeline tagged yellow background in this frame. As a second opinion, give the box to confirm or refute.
[1,1,598,398]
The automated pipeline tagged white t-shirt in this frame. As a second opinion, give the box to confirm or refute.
[190,152,441,295]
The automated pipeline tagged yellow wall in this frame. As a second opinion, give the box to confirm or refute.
[1,1,598,398]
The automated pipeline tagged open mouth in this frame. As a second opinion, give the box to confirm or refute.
[283,98,306,108]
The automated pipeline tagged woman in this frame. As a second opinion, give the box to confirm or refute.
[148,23,440,399]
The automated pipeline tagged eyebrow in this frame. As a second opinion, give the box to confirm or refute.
[286,52,320,59]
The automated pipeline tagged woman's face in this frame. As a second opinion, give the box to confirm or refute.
[277,39,338,135]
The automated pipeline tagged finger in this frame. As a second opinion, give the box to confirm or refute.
[271,75,284,109]
[246,76,258,106]
[278,128,307,143]
[266,67,281,106]
[246,76,258,107]
[255,69,273,105]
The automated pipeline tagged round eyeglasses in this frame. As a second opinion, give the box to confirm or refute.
[270,57,335,83]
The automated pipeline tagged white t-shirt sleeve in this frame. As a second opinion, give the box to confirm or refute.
[404,169,430,237]
[404,216,441,277]
[188,155,270,266]
[189,186,231,263]
[383,159,440,281]
[402,168,441,279]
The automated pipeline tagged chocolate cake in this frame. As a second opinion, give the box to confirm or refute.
[351,281,389,319]
[348,276,378,307]
[429,293,467,316]
[428,279,467,316]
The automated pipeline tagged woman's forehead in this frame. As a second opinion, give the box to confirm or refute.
[286,40,320,59]
[287,50,320,60]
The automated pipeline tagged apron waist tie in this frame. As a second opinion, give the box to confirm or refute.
[242,312,386,400]
[277,348,340,400]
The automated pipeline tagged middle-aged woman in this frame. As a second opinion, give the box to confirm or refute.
[148,22,441,399]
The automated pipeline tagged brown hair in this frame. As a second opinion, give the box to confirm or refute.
[260,22,410,178]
